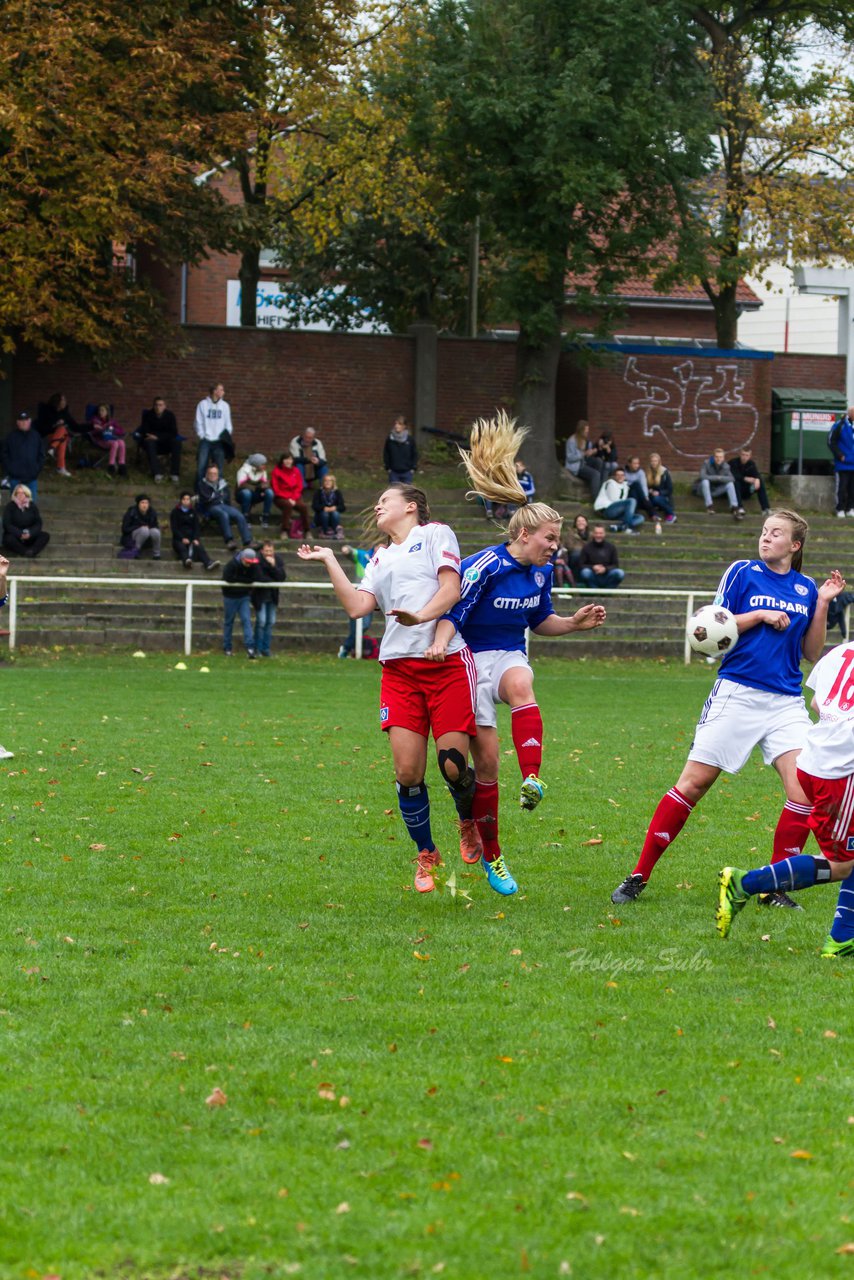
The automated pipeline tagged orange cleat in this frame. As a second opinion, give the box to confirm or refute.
[414,848,441,893]
[457,819,483,866]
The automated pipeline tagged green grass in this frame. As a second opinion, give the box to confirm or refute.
[1,653,852,1280]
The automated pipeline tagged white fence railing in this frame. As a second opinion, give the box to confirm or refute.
[4,576,720,663]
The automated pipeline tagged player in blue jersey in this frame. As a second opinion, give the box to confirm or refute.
[611,509,845,906]
[426,415,606,895]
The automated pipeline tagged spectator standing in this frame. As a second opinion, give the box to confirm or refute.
[594,467,645,532]
[272,453,311,538]
[312,473,346,538]
[729,445,770,516]
[2,411,46,499]
[646,452,677,522]
[169,491,220,571]
[89,403,127,476]
[236,453,274,527]
[119,494,161,560]
[578,523,624,589]
[289,426,328,486]
[2,484,49,558]
[197,463,252,549]
[136,397,182,482]
[695,448,743,518]
[251,539,286,657]
[383,415,418,483]
[35,393,75,478]
[221,546,259,658]
[828,407,854,517]
[564,419,606,499]
[194,382,233,482]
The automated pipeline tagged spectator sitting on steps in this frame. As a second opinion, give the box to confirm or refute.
[729,445,770,516]
[197,462,252,549]
[272,453,311,539]
[2,484,50,558]
[119,493,161,560]
[564,419,606,499]
[236,453,274,527]
[136,397,182,482]
[170,490,220,571]
[578,523,624,589]
[289,426,328,487]
[89,403,127,476]
[694,448,743,518]
[646,452,677,522]
[312,473,346,538]
[593,467,645,532]
[35,393,76,478]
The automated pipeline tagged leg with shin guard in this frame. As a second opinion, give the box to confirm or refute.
[438,749,476,821]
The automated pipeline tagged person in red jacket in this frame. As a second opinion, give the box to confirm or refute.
[271,453,311,538]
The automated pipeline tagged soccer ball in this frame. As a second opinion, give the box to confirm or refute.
[686,604,738,656]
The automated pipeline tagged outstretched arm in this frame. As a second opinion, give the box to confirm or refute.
[296,544,375,618]
[803,569,846,663]
[532,603,607,636]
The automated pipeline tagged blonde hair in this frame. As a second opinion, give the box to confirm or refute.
[322,472,337,487]
[646,452,664,487]
[459,411,529,507]
[507,502,563,540]
[12,484,31,501]
[766,508,808,573]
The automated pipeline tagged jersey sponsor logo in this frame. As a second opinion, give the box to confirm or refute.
[534,571,545,587]
[464,566,480,583]
[748,593,810,617]
[442,551,460,565]
[494,594,542,610]
[380,705,389,722]
[408,542,422,553]
[794,583,809,596]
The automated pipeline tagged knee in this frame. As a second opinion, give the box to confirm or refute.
[395,766,423,789]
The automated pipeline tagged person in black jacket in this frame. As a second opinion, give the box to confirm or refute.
[383,415,418,483]
[2,485,50,557]
[312,473,346,538]
[135,397,182,482]
[251,539,286,656]
[2,412,46,499]
[578,524,624,589]
[729,446,770,515]
[170,491,219,570]
[119,494,161,560]
[221,546,259,657]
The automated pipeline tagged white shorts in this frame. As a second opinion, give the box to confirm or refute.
[473,649,532,728]
[689,678,810,775]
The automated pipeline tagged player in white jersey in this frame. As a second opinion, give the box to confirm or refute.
[718,634,854,957]
[298,484,477,894]
[611,509,845,907]
[427,415,606,895]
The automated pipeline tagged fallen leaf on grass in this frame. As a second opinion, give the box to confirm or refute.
[148,1172,170,1185]
[580,838,603,846]
[790,1149,813,1159]
[205,1087,227,1108]
[620,1206,641,1216]
[836,1244,854,1255]
[824,1030,838,1039]
[418,1138,433,1149]
[336,1202,350,1214]
[89,843,106,852]
[565,1191,588,1206]
[767,1017,777,1029]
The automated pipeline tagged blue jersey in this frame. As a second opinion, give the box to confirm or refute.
[715,559,818,696]
[446,543,554,653]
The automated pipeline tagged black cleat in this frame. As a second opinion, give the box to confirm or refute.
[758,890,803,910]
[611,872,647,904]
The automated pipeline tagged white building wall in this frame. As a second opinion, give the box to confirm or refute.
[739,262,840,353]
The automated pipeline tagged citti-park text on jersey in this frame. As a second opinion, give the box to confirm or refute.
[748,594,810,616]
[493,595,542,610]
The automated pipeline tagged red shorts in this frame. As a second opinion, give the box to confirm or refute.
[797,767,854,863]
[380,650,477,740]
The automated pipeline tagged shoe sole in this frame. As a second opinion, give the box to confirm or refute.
[519,780,545,811]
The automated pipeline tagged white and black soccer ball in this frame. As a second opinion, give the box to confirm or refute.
[687,604,739,657]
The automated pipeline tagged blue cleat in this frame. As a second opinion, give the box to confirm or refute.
[483,853,518,896]
[519,774,546,811]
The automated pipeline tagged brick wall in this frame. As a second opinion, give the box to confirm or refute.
[586,350,775,471]
[435,338,516,433]
[771,351,845,393]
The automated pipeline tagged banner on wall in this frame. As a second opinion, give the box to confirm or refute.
[225,281,387,333]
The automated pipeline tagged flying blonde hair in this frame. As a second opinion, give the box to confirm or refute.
[459,411,529,508]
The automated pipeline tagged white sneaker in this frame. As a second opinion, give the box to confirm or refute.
[838,511,846,518]
[846,510,854,517]
[57,468,72,478]
[0,745,14,760]
[170,474,180,483]
[154,474,164,483]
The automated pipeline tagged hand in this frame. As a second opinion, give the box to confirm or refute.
[818,568,846,603]
[423,639,447,661]
[571,603,607,631]
[764,610,791,631]
[0,556,9,572]
[181,538,190,545]
[592,563,606,575]
[296,543,335,564]
[388,609,422,627]
[20,531,30,540]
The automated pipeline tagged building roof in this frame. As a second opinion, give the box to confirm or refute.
[566,270,762,310]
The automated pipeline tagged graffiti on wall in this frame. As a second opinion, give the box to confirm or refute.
[624,358,758,456]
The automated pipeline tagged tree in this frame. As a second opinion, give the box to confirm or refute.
[0,1,233,363]
[665,3,854,347]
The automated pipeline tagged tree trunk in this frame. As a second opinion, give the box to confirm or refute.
[711,282,739,349]
[514,329,562,494]
[239,245,261,328]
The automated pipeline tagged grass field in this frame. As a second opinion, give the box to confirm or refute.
[0,652,851,1280]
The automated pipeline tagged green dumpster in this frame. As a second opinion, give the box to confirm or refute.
[771,387,844,475]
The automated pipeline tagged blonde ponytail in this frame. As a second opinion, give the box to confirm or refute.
[459,411,529,507]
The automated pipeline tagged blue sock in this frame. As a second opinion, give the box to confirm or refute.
[396,781,434,853]
[830,868,854,943]
[742,854,828,896]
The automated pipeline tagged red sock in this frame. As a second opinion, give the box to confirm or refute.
[472,778,500,863]
[772,800,812,862]
[511,703,543,778]
[633,786,694,881]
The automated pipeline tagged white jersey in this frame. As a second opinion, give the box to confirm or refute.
[359,523,465,662]
[798,642,854,779]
